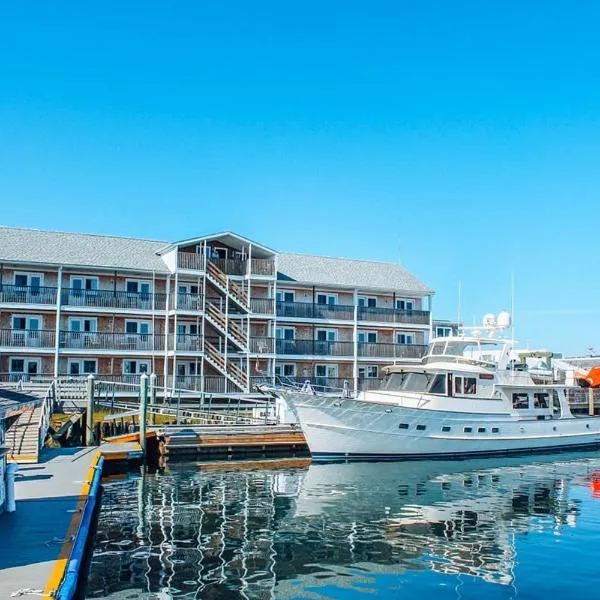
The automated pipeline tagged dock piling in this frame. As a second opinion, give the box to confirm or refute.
[139,373,149,455]
[86,374,96,446]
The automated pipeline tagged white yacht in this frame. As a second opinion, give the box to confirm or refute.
[276,313,600,461]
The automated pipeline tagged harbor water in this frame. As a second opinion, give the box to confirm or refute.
[86,452,600,599]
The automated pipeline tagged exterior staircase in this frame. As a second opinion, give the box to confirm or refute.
[205,341,247,391]
[206,260,249,310]
[6,405,44,463]
[205,302,248,350]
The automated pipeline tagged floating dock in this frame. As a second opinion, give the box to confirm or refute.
[0,443,141,600]
[158,424,308,459]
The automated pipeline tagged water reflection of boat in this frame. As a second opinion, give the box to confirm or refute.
[284,452,600,586]
[87,452,600,598]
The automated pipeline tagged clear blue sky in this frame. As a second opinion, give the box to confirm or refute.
[1,1,599,355]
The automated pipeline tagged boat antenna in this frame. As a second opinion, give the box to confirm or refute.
[457,279,462,332]
[511,271,515,343]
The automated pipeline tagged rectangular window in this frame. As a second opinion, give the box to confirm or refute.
[463,377,477,395]
[10,358,25,373]
[442,426,451,432]
[315,364,338,378]
[512,393,530,410]
[316,293,337,305]
[126,280,152,295]
[533,392,550,409]
[358,331,378,343]
[14,272,43,288]
[275,327,295,340]
[454,376,462,394]
[435,326,452,337]
[69,318,97,333]
[71,276,98,293]
[276,290,295,302]
[491,427,500,433]
[396,332,415,345]
[416,424,426,431]
[316,329,337,342]
[478,427,486,433]
[464,426,472,433]
[358,297,377,308]
[358,366,379,379]
[398,423,409,429]
[275,363,296,377]
[83,360,97,374]
[396,299,414,311]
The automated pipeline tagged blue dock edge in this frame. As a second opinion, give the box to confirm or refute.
[56,454,104,600]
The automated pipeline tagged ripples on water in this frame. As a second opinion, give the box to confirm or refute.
[85,452,600,599]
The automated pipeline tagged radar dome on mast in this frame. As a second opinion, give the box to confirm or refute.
[497,311,511,330]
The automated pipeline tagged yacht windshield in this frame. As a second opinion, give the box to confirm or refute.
[426,340,504,364]
[381,371,446,394]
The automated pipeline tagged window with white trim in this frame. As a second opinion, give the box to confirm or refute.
[10,357,40,376]
[358,330,378,343]
[68,318,97,333]
[177,323,198,335]
[276,290,295,302]
[126,280,152,295]
[315,364,338,378]
[275,363,296,377]
[123,360,150,374]
[68,359,97,375]
[396,299,414,311]
[316,329,337,342]
[71,276,98,294]
[316,293,337,305]
[358,365,379,379]
[275,327,295,340]
[14,272,43,288]
[358,296,377,308]
[396,332,415,344]
[435,326,453,337]
[125,320,151,335]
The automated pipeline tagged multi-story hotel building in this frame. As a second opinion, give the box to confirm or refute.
[0,227,435,395]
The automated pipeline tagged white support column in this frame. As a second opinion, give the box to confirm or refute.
[200,248,207,399]
[428,294,433,346]
[163,275,171,396]
[171,272,179,395]
[246,244,252,385]
[53,266,63,378]
[224,277,229,369]
[272,254,278,384]
[151,270,156,374]
[353,288,358,395]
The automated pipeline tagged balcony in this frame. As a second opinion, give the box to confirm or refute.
[62,288,167,311]
[357,342,427,359]
[276,339,354,356]
[171,293,203,311]
[178,252,205,271]
[59,331,165,351]
[173,334,203,352]
[276,301,430,324]
[249,297,275,315]
[358,306,430,325]
[249,337,275,353]
[276,301,354,320]
[0,285,58,305]
[0,329,56,348]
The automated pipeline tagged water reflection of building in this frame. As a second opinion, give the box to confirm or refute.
[87,454,600,598]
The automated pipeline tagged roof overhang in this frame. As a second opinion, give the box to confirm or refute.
[157,231,276,258]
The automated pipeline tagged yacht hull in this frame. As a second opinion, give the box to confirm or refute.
[282,392,600,461]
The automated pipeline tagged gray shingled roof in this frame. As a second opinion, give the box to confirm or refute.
[277,253,433,294]
[0,227,168,272]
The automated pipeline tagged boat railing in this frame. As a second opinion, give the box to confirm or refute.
[422,354,497,369]
[256,375,354,397]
